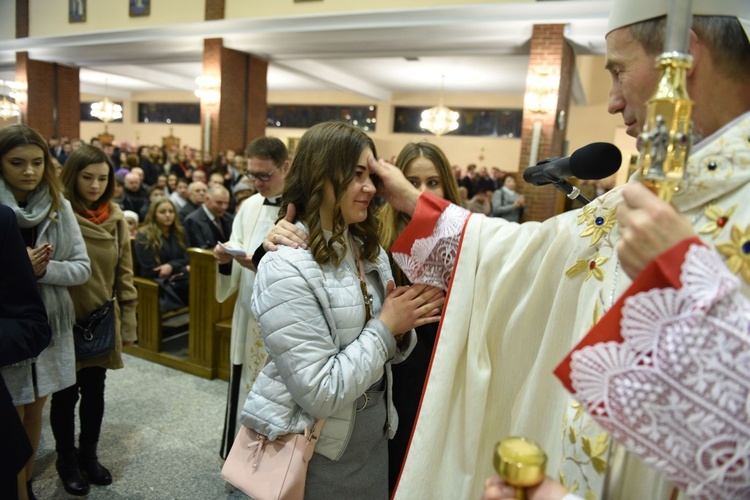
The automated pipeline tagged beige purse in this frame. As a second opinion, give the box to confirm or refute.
[221,420,326,500]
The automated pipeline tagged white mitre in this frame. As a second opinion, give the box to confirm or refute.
[607,0,749,41]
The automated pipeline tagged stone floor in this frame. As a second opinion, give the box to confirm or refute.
[31,354,248,500]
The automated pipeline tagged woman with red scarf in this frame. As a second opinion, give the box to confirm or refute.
[53,145,137,496]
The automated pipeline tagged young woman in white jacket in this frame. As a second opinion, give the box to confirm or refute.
[240,121,444,498]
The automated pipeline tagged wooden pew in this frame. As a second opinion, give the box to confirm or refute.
[125,242,235,380]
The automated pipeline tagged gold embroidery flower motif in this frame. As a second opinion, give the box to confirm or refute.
[566,255,609,282]
[580,207,618,246]
[716,223,750,284]
[699,204,737,239]
[577,205,597,226]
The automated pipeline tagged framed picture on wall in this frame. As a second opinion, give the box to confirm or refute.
[69,0,86,23]
[129,0,150,17]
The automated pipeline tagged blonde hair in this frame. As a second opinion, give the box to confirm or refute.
[137,198,186,262]
[377,142,461,285]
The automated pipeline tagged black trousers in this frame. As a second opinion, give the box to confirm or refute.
[50,366,107,453]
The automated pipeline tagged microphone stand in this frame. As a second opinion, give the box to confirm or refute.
[553,179,591,206]
[535,171,592,206]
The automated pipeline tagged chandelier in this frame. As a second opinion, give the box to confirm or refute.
[0,96,20,121]
[195,75,220,105]
[420,76,459,137]
[90,80,122,131]
[0,80,22,121]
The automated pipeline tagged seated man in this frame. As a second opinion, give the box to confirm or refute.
[178,181,207,223]
[184,184,233,249]
[121,172,149,221]
[169,177,189,211]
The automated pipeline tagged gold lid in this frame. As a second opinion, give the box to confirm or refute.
[494,437,547,488]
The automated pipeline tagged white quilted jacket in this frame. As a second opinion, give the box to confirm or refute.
[241,239,415,461]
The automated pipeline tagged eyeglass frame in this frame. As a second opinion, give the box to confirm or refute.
[245,165,280,182]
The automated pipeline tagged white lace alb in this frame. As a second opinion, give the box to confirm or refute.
[570,244,750,499]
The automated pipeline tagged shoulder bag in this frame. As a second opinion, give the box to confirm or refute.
[73,225,119,361]
[221,419,325,500]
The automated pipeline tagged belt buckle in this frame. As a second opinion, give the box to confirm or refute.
[356,392,370,412]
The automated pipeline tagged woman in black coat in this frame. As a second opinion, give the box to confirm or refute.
[0,204,52,499]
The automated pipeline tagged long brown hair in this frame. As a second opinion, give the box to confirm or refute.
[280,121,379,266]
[60,144,115,213]
[378,141,460,246]
[0,124,62,217]
[137,198,186,262]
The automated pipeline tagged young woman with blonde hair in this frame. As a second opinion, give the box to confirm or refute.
[376,141,462,491]
[134,197,190,310]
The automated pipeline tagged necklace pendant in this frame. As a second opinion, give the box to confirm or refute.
[360,280,373,322]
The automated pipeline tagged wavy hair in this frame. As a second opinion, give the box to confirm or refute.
[60,144,115,214]
[377,142,461,285]
[280,121,379,266]
[137,197,186,263]
[0,124,62,217]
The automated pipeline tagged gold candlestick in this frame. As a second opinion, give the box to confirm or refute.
[494,437,546,500]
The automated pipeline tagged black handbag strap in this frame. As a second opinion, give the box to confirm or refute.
[110,224,121,301]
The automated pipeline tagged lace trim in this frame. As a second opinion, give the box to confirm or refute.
[392,203,468,290]
[570,244,750,499]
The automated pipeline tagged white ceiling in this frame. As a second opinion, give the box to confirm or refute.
[0,0,613,101]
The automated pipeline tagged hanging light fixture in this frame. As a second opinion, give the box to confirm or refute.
[0,80,20,121]
[90,80,122,131]
[194,75,221,106]
[420,76,459,137]
[0,96,20,121]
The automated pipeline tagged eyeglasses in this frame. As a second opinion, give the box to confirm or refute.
[245,166,279,182]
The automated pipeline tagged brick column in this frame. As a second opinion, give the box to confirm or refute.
[517,24,575,222]
[201,39,268,154]
[16,52,80,140]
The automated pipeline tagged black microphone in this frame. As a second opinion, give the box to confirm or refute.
[523,142,622,186]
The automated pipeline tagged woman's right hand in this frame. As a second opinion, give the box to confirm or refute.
[378,281,445,337]
[27,244,52,277]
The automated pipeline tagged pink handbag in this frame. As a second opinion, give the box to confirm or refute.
[221,420,325,500]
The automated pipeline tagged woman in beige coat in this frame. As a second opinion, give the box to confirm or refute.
[52,145,137,496]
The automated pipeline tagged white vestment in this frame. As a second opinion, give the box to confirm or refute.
[391,112,750,499]
[217,193,279,457]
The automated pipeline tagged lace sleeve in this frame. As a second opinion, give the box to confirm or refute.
[570,244,750,499]
[392,203,470,290]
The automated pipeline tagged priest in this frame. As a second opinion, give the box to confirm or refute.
[367,1,750,498]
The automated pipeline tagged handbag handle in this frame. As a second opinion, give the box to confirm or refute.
[303,419,326,463]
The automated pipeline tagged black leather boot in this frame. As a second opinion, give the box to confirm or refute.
[79,444,112,485]
[55,449,90,496]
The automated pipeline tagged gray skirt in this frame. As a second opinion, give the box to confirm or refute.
[304,379,388,499]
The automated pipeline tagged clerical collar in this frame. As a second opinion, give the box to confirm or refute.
[264,196,281,207]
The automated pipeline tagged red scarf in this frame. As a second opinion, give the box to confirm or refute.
[80,203,111,225]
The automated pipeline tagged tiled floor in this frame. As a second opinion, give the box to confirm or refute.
[30,354,248,499]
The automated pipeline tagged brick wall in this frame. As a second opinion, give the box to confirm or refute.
[517,24,575,222]
[202,39,268,154]
[16,53,80,140]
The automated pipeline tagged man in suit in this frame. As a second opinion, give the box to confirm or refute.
[183,184,232,249]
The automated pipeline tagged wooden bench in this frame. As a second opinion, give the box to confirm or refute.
[125,243,235,381]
